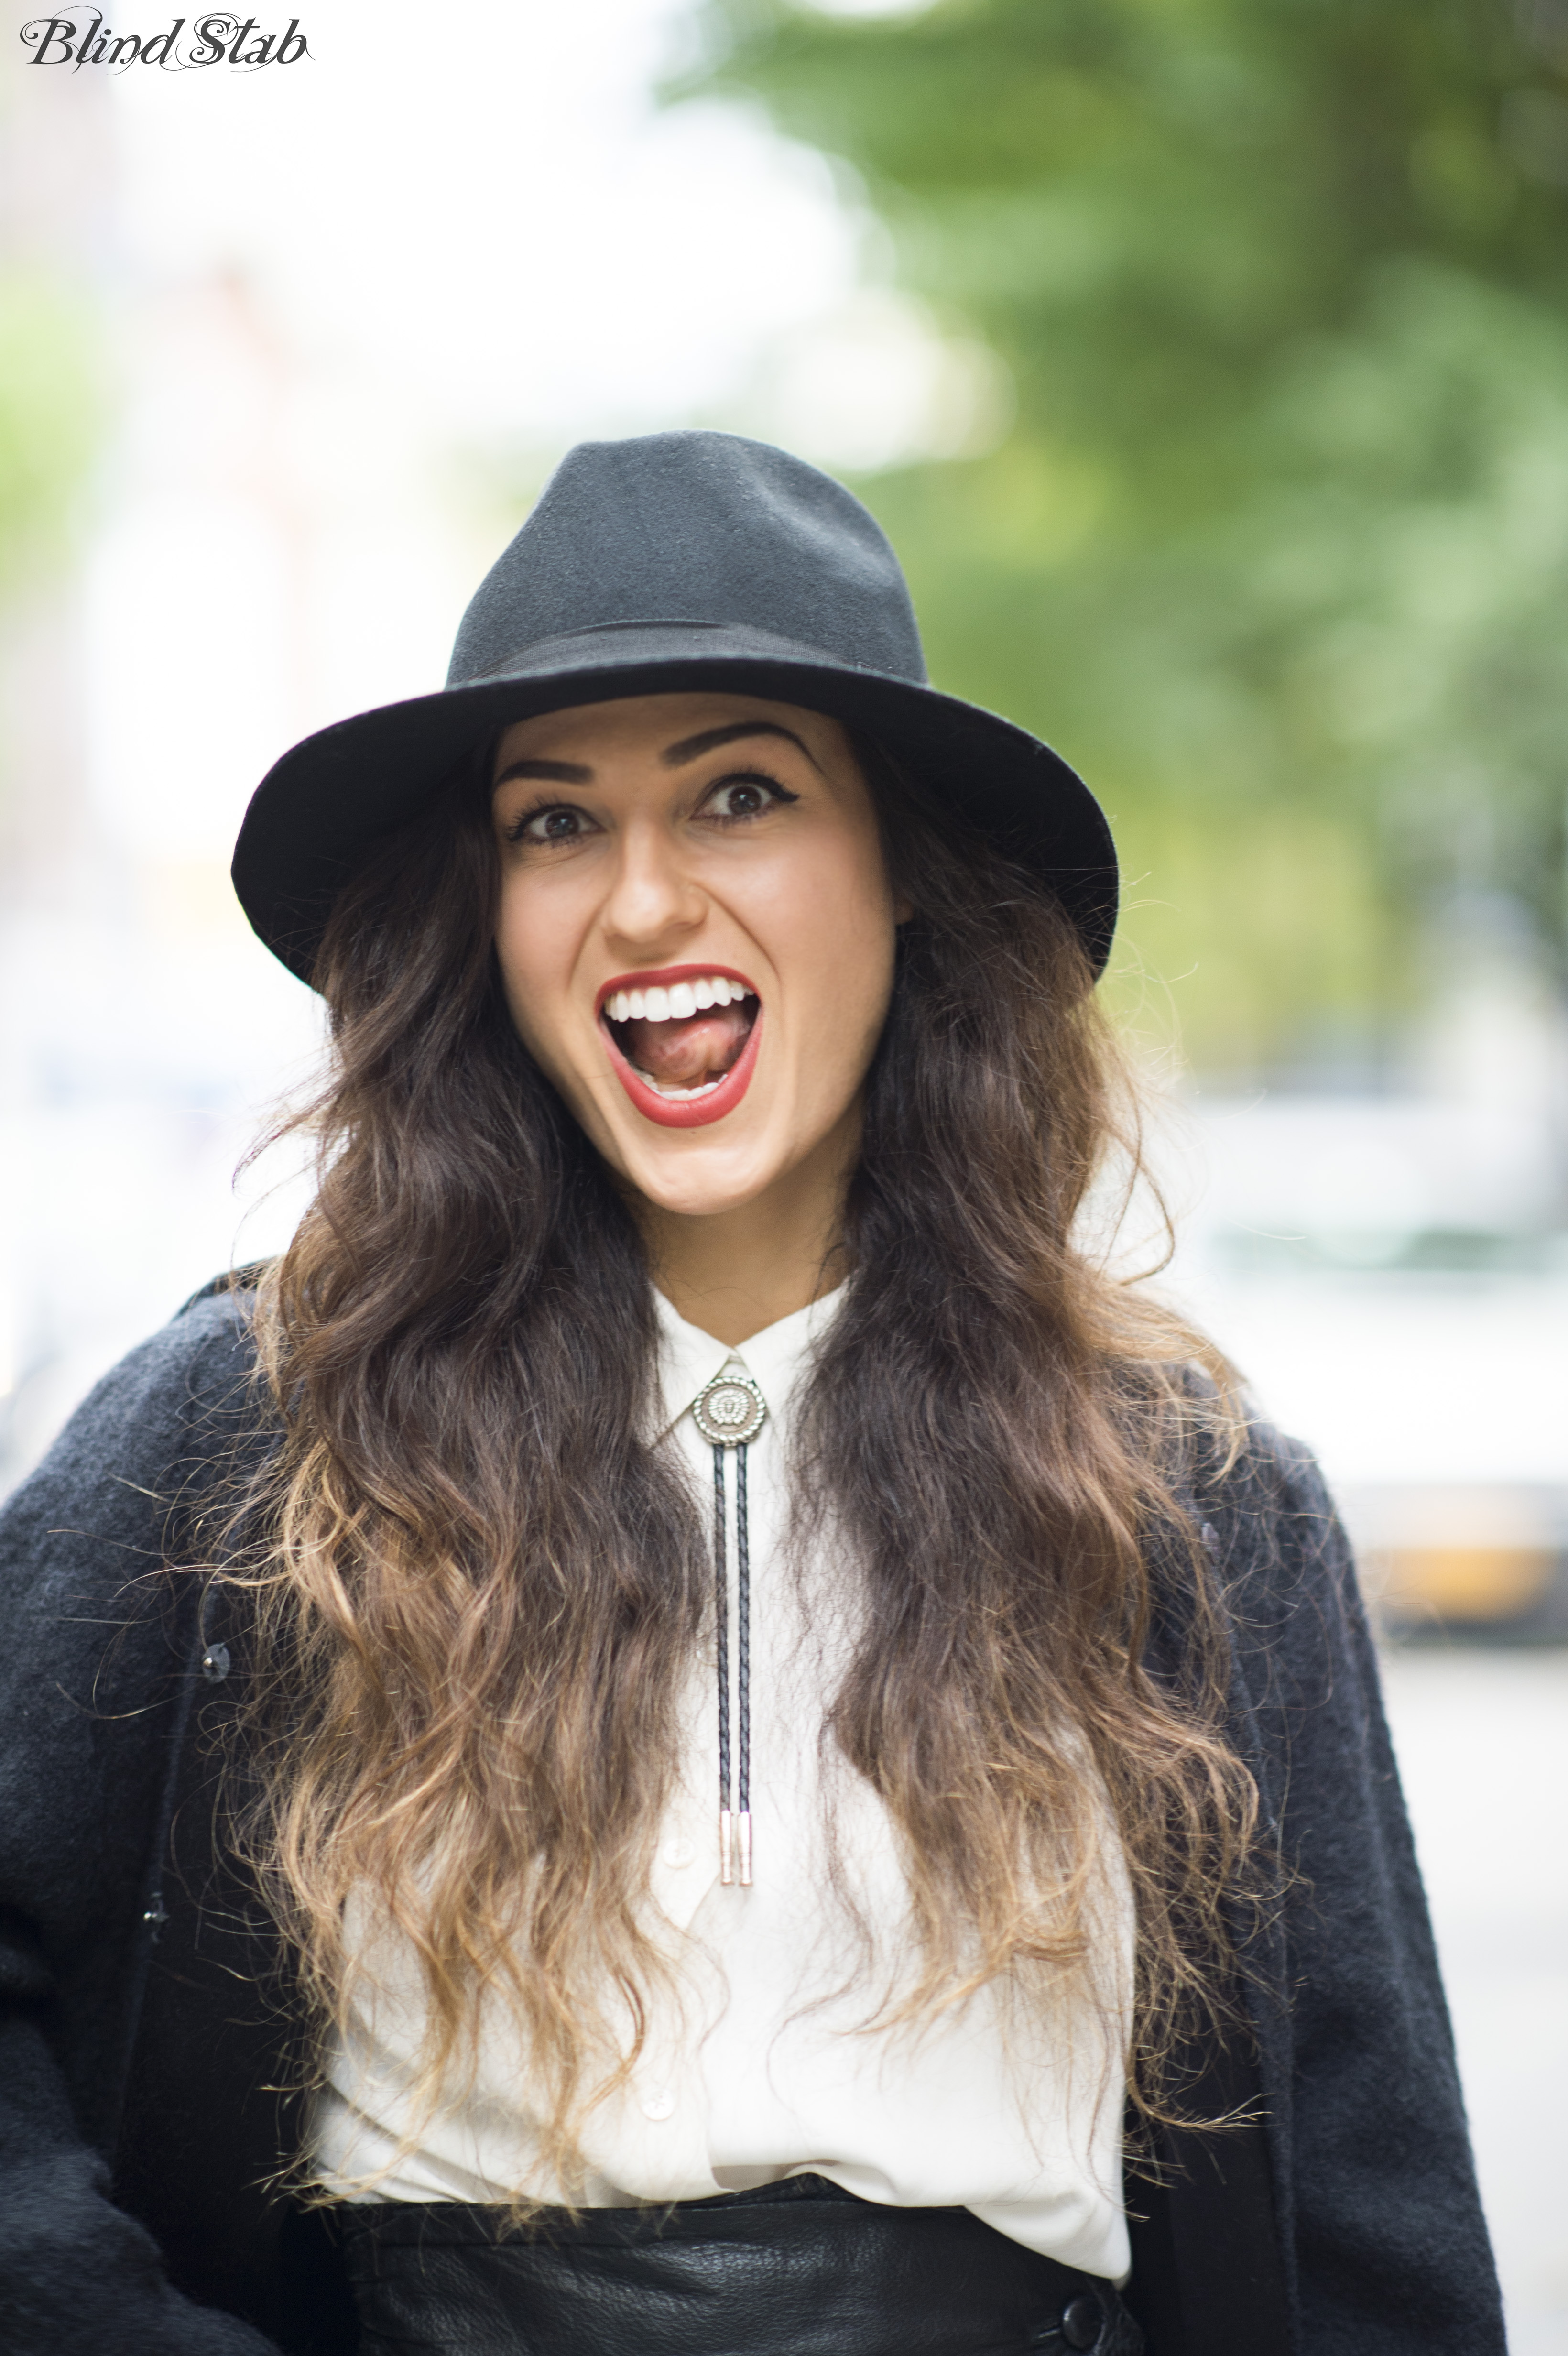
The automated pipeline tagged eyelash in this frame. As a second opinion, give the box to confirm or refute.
[504,799,581,846]
[504,770,799,845]
[705,770,800,822]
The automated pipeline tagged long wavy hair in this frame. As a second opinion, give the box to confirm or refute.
[224,728,1258,2199]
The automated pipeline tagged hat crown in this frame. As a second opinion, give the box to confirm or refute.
[447,430,927,691]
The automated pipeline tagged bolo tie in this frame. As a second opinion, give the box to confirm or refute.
[690,1363,769,1887]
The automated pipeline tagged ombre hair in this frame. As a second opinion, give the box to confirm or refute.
[221,731,1260,2199]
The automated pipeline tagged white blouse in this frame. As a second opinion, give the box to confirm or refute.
[312,1287,1134,2280]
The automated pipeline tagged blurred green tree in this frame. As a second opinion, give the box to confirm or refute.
[677,0,1568,1075]
[0,268,98,596]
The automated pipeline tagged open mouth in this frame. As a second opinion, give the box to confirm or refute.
[598,967,762,1129]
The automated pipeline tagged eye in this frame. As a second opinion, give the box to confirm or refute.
[702,772,799,823]
[507,801,595,847]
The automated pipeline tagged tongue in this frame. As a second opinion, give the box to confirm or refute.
[621,1004,752,1087]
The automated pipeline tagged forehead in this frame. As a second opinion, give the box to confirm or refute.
[491,690,849,774]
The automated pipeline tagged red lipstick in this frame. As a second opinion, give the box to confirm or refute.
[597,963,762,1132]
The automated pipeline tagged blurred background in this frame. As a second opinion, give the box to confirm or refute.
[1,0,1564,2341]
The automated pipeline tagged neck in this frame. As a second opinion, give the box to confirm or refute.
[636,1116,857,1347]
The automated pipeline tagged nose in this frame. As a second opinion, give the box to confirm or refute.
[600,817,706,955]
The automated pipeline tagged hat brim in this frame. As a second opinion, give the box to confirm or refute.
[231,622,1117,985]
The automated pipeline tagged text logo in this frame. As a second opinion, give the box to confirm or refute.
[21,11,312,68]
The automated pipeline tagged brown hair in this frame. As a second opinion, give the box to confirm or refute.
[225,734,1258,2198]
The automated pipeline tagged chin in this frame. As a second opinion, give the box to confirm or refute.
[600,1121,795,1225]
[617,1141,781,1222]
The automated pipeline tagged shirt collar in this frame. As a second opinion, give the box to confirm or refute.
[651,1284,846,1440]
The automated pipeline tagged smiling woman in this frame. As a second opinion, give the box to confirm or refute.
[489,693,899,1335]
[0,433,1503,2356]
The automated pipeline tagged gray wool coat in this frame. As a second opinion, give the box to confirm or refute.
[0,1283,1505,2356]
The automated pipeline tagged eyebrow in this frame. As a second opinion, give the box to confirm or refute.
[660,720,814,769]
[492,756,592,787]
[492,720,815,793]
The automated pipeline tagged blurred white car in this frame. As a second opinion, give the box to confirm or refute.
[1160,1089,1568,1639]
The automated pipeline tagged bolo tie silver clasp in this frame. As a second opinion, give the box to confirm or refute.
[691,1367,767,1888]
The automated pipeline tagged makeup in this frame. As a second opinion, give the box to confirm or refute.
[597,963,763,1132]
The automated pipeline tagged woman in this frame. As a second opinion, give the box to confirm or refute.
[0,432,1502,2356]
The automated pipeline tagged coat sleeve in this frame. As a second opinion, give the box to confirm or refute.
[0,1295,284,2356]
[1214,1427,1506,2356]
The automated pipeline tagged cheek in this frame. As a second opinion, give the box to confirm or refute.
[786,843,898,1066]
[493,884,571,1069]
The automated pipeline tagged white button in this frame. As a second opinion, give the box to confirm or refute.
[641,2088,675,2122]
[663,1835,695,1869]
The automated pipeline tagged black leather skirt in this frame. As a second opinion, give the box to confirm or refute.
[336,2173,1144,2356]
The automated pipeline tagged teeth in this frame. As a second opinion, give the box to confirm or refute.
[635,1070,722,1099]
[604,976,754,1024]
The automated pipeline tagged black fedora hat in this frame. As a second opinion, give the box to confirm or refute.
[232,430,1117,983]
